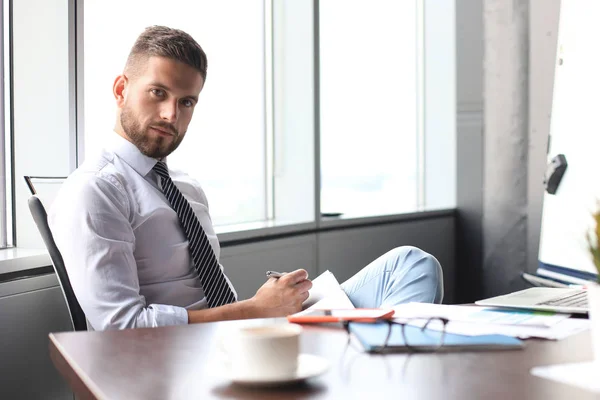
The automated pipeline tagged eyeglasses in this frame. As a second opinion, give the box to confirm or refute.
[343,317,450,354]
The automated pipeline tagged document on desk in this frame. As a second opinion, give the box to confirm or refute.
[531,362,600,393]
[393,303,571,327]
[392,303,590,340]
[297,270,355,313]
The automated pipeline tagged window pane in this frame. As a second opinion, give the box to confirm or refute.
[12,0,71,248]
[83,0,266,226]
[319,0,418,217]
[0,0,9,247]
[272,0,316,225]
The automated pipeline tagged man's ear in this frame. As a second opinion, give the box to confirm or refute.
[113,75,128,107]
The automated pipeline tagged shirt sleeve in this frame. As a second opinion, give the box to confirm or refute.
[49,172,189,330]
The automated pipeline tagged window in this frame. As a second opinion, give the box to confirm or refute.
[11,0,72,249]
[319,0,420,218]
[0,0,11,247]
[7,0,454,250]
[83,0,267,227]
[271,0,316,226]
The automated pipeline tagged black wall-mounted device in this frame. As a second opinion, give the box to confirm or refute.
[544,154,568,195]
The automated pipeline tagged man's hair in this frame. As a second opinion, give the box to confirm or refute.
[125,25,207,81]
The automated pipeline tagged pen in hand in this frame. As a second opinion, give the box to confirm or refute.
[266,270,286,279]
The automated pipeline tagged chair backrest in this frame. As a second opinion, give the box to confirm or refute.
[28,195,87,331]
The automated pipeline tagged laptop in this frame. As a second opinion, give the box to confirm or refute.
[475,287,589,314]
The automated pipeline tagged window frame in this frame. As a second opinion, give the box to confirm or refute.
[0,0,14,248]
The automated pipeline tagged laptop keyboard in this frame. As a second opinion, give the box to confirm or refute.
[536,291,588,308]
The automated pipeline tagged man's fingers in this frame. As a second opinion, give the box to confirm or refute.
[295,279,313,293]
[280,269,309,284]
[300,291,310,303]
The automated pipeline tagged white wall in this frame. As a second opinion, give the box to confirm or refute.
[537,0,600,274]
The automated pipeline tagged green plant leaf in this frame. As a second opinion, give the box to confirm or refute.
[589,207,600,281]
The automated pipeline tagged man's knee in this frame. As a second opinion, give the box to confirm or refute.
[384,246,438,271]
[386,246,444,303]
[384,245,424,261]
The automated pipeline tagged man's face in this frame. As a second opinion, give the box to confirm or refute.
[116,56,204,159]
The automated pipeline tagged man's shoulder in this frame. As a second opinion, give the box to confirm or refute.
[64,150,128,194]
[50,151,132,218]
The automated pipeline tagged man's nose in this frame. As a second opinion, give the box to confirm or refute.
[160,100,179,123]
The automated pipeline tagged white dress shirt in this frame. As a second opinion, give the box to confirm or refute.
[49,132,237,330]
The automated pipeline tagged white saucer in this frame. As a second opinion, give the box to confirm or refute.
[225,354,329,387]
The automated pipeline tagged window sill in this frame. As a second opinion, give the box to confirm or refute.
[318,207,455,230]
[216,220,317,245]
[2,208,455,273]
[216,208,455,246]
[0,248,51,275]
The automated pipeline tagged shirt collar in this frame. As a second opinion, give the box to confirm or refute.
[107,131,162,177]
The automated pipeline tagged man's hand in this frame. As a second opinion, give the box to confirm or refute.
[187,269,312,323]
[249,269,313,318]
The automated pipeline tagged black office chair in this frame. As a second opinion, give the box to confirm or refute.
[26,176,87,331]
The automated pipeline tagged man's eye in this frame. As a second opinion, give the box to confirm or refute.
[181,99,194,108]
[151,88,165,97]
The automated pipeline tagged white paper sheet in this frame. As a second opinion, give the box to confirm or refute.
[296,270,355,314]
[430,318,587,340]
[393,303,571,327]
[392,303,589,340]
[531,362,600,393]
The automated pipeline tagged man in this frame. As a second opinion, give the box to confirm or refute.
[49,26,443,331]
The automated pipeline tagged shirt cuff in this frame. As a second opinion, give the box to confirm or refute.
[147,303,189,326]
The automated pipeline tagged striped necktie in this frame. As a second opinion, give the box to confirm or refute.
[153,161,236,308]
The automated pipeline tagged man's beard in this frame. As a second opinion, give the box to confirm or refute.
[120,106,182,159]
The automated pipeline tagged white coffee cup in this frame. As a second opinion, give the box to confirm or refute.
[220,323,303,380]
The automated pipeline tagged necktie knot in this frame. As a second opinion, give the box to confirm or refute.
[153,161,170,180]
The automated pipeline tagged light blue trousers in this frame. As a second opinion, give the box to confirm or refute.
[340,246,444,308]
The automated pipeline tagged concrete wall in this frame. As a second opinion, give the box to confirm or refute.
[455,0,484,302]
[482,0,530,296]
[456,0,561,301]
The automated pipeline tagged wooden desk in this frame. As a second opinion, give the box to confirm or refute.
[49,319,598,399]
